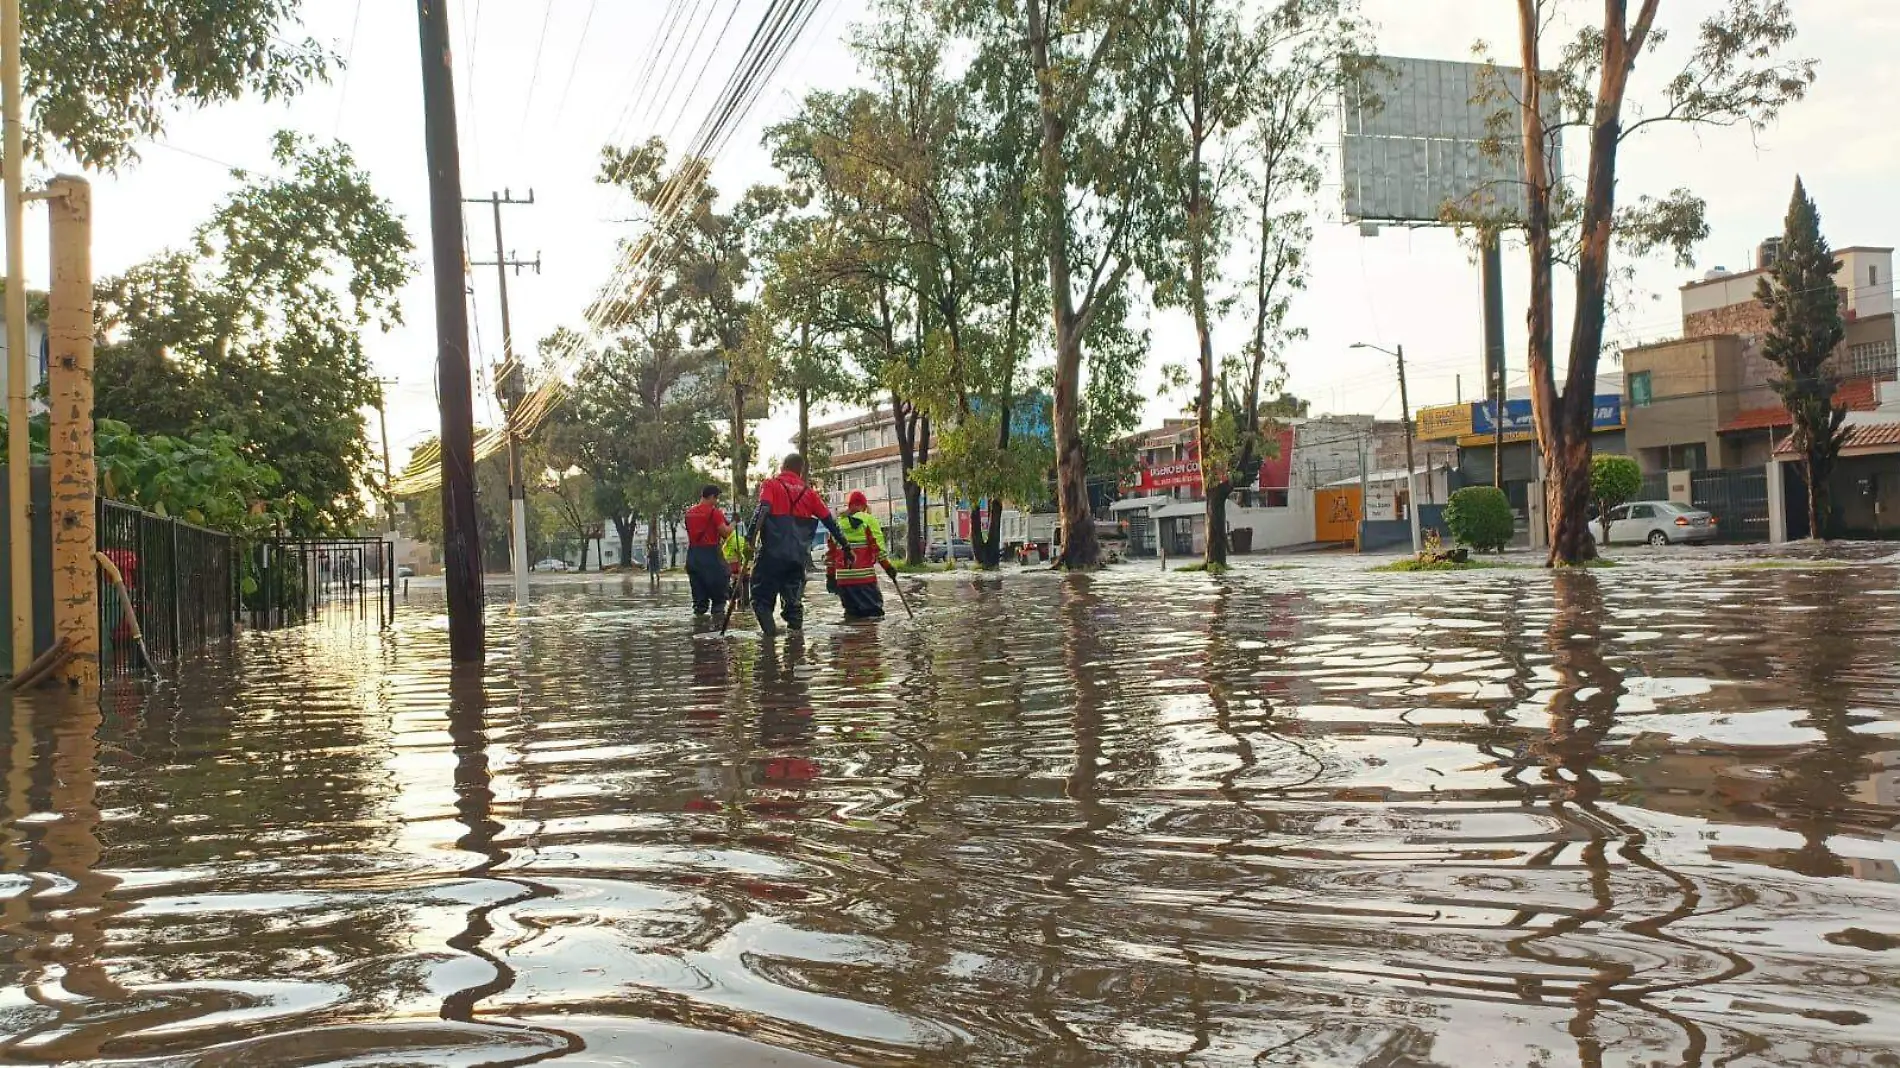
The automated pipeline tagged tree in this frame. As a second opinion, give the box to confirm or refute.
[546,314,722,565]
[1507,0,1814,564]
[539,469,602,571]
[1758,179,1846,540]
[953,0,1168,568]
[95,132,413,534]
[1143,0,1368,567]
[1589,453,1641,543]
[401,431,519,571]
[24,1,332,169]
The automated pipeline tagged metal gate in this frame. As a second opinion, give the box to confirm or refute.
[1690,466,1769,541]
[245,538,395,630]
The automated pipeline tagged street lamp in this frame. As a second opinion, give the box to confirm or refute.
[1350,342,1423,555]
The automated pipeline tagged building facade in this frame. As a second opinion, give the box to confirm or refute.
[1623,243,1897,474]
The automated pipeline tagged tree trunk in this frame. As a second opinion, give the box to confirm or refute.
[1026,0,1098,570]
[1806,456,1823,540]
[1548,433,1596,563]
[730,383,750,501]
[1207,481,1231,567]
[891,393,924,565]
[612,515,635,569]
[797,385,811,465]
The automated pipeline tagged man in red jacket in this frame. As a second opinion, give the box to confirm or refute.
[747,453,847,637]
[682,483,734,618]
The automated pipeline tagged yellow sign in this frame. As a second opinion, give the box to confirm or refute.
[1456,430,1537,447]
[1416,403,1474,441]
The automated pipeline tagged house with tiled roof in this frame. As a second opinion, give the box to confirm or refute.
[1621,241,1896,474]
[1767,379,1900,540]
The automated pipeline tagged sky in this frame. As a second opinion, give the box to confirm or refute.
[14,0,1898,472]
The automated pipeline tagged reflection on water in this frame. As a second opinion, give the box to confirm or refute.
[3,556,1900,1065]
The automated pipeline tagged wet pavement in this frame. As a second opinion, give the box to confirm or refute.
[3,548,1900,1066]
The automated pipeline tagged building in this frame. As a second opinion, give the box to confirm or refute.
[1768,379,1900,541]
[1412,379,1627,518]
[1622,242,1896,474]
[1110,415,1455,554]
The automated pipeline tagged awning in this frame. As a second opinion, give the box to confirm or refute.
[1109,495,1170,513]
[1152,501,1206,520]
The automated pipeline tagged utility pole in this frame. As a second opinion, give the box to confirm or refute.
[45,176,94,692]
[374,378,397,534]
[2,0,31,673]
[416,0,484,662]
[1395,344,1422,555]
[465,189,539,608]
[1351,341,1422,553]
[1483,231,1506,489]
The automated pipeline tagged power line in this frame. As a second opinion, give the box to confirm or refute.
[550,0,600,127]
[516,0,558,142]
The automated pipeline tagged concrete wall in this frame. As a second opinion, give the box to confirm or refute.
[1624,336,1729,470]
[1833,454,1900,538]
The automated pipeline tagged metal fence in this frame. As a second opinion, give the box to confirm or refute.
[98,500,238,678]
[1691,466,1771,542]
[244,538,395,630]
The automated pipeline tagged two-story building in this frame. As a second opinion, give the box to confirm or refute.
[1621,242,1896,474]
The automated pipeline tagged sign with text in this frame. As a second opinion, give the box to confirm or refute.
[1469,395,1623,436]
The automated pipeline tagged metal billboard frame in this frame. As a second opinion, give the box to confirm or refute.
[1341,55,1562,227]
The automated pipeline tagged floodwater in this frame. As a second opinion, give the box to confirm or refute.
[4,550,1900,1067]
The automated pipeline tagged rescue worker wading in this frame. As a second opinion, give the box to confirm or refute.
[747,453,847,637]
[825,491,898,619]
[682,483,735,618]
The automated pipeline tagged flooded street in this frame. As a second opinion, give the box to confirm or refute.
[4,553,1900,1066]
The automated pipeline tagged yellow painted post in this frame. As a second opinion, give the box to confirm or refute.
[46,176,94,692]
[1,0,30,673]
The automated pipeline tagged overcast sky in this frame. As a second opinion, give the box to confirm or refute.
[16,0,1894,470]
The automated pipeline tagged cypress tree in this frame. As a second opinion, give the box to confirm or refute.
[1757,179,1847,540]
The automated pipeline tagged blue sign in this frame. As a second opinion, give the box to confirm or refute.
[1470,395,1622,436]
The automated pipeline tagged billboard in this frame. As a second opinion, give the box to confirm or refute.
[1341,56,1561,224]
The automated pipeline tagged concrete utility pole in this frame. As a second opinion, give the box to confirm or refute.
[416,0,484,662]
[2,0,30,673]
[465,189,540,608]
[45,176,94,692]
[1483,232,1506,489]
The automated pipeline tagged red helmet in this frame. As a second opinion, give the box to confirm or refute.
[847,491,869,511]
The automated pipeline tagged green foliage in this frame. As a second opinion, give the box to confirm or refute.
[1590,453,1642,540]
[1371,557,1517,573]
[1444,486,1515,553]
[400,430,543,571]
[94,132,413,535]
[95,419,296,537]
[1758,178,1847,538]
[24,1,333,169]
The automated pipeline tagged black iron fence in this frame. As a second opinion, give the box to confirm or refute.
[244,538,395,630]
[97,501,398,680]
[1691,466,1771,542]
[98,500,238,677]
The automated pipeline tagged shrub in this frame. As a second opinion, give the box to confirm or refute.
[1590,453,1642,542]
[1444,486,1514,553]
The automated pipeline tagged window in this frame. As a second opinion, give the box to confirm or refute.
[1630,370,1653,407]
[1872,265,1880,289]
[1662,442,1706,471]
[1844,338,1897,379]
[1629,504,1655,520]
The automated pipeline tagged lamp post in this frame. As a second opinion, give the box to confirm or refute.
[1351,342,1422,555]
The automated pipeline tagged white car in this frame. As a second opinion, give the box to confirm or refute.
[531,558,570,572]
[1593,501,1718,546]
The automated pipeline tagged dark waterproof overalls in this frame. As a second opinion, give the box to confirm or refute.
[683,500,731,615]
[750,474,837,633]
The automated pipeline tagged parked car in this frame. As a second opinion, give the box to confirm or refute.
[531,558,570,572]
[927,539,975,563]
[1592,500,1718,546]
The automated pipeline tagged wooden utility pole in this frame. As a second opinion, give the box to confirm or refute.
[2,0,30,674]
[44,176,94,691]
[375,378,396,534]
[416,0,484,662]
[1395,343,1422,555]
[465,190,539,607]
